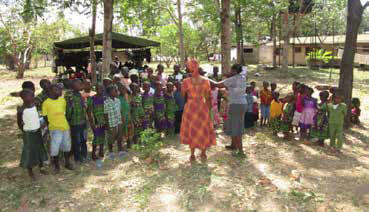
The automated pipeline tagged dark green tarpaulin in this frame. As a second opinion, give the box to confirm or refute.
[54,32,160,49]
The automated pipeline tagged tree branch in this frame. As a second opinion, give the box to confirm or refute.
[364,2,369,9]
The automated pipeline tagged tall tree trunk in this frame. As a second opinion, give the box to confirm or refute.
[339,0,367,124]
[282,11,289,71]
[221,0,231,74]
[90,0,97,85]
[103,0,114,79]
[272,14,277,68]
[177,0,185,68]
[235,3,243,65]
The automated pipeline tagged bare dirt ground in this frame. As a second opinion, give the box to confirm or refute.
[0,66,368,212]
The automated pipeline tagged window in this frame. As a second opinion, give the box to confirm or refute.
[362,46,369,53]
[305,47,314,56]
[294,47,302,53]
[275,48,283,55]
[244,48,253,53]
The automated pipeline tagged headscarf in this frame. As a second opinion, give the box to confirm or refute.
[186,59,200,77]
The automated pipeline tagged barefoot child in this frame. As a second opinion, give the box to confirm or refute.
[299,87,317,140]
[87,84,106,160]
[66,79,88,163]
[164,82,177,136]
[328,91,347,152]
[130,83,144,142]
[269,92,283,135]
[42,84,74,174]
[142,82,154,130]
[244,85,255,129]
[17,89,48,180]
[104,85,124,159]
[310,91,329,146]
[351,98,361,125]
[153,82,167,133]
[260,81,273,126]
[281,94,295,139]
[118,83,134,148]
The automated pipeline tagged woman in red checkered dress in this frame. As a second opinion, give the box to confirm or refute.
[180,60,216,162]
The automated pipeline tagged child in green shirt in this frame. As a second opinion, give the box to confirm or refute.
[327,91,347,152]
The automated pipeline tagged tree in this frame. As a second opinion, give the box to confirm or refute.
[177,0,185,68]
[89,0,98,85]
[102,0,114,79]
[220,0,231,74]
[339,0,369,124]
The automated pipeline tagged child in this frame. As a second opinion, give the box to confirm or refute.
[104,85,124,158]
[260,81,273,126]
[81,80,95,102]
[42,84,74,174]
[174,81,185,134]
[269,92,283,135]
[351,98,361,125]
[142,82,154,130]
[118,83,134,148]
[292,81,300,96]
[244,85,255,129]
[87,84,106,160]
[250,81,259,98]
[17,89,48,180]
[327,91,347,152]
[311,91,330,147]
[10,81,36,97]
[292,84,304,131]
[130,83,144,142]
[66,79,88,163]
[271,82,277,96]
[35,79,51,111]
[281,94,295,139]
[164,82,178,135]
[153,82,167,132]
[299,87,317,140]
[102,78,113,96]
[210,83,221,128]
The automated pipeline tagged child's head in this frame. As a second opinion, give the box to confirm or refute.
[272,91,280,100]
[333,90,344,105]
[157,64,164,74]
[129,83,140,95]
[130,74,139,84]
[292,81,300,92]
[271,82,277,91]
[285,94,295,103]
[39,79,51,91]
[352,98,360,108]
[329,86,337,95]
[113,75,121,84]
[156,81,163,91]
[103,78,112,87]
[71,79,83,92]
[306,87,314,97]
[319,90,329,102]
[96,83,104,96]
[250,81,256,89]
[167,82,174,93]
[50,84,62,98]
[22,81,35,93]
[246,85,253,94]
[20,89,34,105]
[262,81,269,89]
[83,80,92,92]
[106,85,118,98]
[143,82,150,93]
[147,67,154,76]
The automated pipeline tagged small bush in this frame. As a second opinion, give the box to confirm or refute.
[132,128,163,160]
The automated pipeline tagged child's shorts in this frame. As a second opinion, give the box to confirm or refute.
[292,111,302,126]
[50,130,72,156]
[260,104,270,119]
[107,125,123,144]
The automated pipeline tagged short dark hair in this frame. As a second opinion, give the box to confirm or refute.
[106,85,117,95]
[22,81,35,91]
[231,64,242,74]
[319,90,329,100]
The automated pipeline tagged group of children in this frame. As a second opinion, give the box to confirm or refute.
[238,80,361,153]
[15,68,186,180]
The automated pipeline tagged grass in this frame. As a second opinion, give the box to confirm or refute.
[0,64,369,211]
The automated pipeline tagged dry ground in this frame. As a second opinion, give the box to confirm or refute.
[0,66,369,212]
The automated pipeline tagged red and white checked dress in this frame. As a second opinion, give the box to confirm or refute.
[180,78,216,150]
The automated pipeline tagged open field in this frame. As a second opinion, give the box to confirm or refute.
[0,66,368,211]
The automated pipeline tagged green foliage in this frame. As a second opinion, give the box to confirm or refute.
[290,190,325,203]
[132,128,163,159]
[306,49,335,64]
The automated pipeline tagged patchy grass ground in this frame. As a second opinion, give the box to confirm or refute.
[0,66,369,211]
